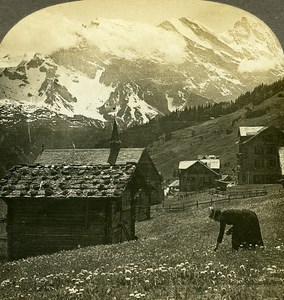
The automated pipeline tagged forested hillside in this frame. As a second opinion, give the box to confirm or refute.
[147,81,284,181]
[116,78,284,148]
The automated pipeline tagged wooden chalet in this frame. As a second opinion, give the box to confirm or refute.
[0,121,164,260]
[0,163,147,260]
[35,121,164,219]
[237,125,284,184]
[178,160,219,192]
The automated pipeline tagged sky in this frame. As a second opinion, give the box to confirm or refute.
[0,0,260,56]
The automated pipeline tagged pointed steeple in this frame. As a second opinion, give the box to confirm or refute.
[108,120,122,165]
[110,119,121,144]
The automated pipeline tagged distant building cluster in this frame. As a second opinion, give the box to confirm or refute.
[172,125,284,193]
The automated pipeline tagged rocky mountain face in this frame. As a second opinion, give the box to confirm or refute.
[0,16,283,130]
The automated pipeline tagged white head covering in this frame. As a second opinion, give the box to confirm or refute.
[208,207,222,219]
[208,207,214,218]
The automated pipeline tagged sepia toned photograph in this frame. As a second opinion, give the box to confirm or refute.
[0,0,283,299]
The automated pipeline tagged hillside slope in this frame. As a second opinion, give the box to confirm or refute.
[149,91,284,181]
[0,188,283,299]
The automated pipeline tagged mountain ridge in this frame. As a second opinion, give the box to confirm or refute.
[0,16,283,128]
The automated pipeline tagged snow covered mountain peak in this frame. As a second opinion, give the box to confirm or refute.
[0,15,283,129]
[219,16,284,73]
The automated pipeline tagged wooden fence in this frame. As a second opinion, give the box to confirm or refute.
[151,188,268,212]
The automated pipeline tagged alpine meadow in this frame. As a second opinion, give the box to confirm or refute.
[0,1,284,300]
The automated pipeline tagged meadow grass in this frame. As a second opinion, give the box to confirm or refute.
[0,188,283,299]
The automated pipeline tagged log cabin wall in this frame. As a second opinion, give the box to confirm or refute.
[110,188,134,243]
[129,174,151,221]
[0,199,7,258]
[6,198,109,260]
[134,189,150,222]
[137,151,164,205]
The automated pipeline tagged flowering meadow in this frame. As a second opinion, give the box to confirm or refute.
[0,190,283,299]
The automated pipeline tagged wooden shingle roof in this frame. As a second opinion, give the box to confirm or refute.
[35,148,145,165]
[0,164,136,199]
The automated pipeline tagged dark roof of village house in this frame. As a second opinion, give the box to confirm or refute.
[178,160,219,175]
[239,125,284,144]
[0,163,136,199]
[179,160,220,172]
[35,148,145,165]
[238,126,265,137]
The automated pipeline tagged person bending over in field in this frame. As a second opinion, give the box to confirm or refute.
[208,207,264,251]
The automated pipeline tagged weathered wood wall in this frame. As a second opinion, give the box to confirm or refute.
[138,151,164,205]
[6,198,109,260]
[0,199,7,258]
[111,189,134,243]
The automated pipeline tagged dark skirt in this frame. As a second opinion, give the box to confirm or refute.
[231,211,264,250]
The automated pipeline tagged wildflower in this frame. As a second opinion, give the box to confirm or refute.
[0,279,11,287]
[221,287,226,295]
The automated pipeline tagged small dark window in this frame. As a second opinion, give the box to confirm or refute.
[268,160,276,168]
[263,135,273,143]
[267,147,276,154]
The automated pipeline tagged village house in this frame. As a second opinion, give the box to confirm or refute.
[35,121,164,219]
[196,155,221,174]
[0,121,163,260]
[237,125,284,184]
[215,175,236,191]
[178,159,220,192]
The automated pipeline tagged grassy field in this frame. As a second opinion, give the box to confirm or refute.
[0,187,283,299]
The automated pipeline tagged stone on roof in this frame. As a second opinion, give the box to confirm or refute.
[35,148,145,165]
[0,164,136,199]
